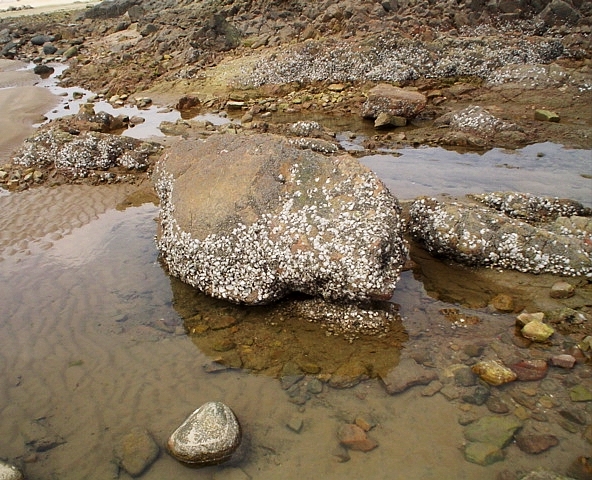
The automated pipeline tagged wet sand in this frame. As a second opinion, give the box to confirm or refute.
[0,60,58,163]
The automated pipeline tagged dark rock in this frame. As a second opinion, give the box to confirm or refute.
[538,0,581,26]
[454,366,478,387]
[33,64,54,76]
[462,385,490,405]
[176,95,200,111]
[486,396,510,414]
[338,424,378,452]
[379,358,439,394]
[153,134,407,305]
[167,402,241,465]
[83,0,141,19]
[361,84,426,120]
[114,427,159,477]
[515,432,559,454]
[510,359,548,381]
[42,43,58,55]
[31,34,55,46]
[559,407,589,426]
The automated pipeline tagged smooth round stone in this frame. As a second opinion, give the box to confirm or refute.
[168,401,241,465]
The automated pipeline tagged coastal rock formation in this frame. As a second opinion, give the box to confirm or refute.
[167,401,241,466]
[409,194,592,276]
[153,134,407,305]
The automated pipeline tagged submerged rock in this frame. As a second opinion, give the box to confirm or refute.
[521,320,554,342]
[408,195,592,277]
[379,358,439,394]
[463,415,523,449]
[168,402,241,465]
[338,423,378,452]
[153,134,407,305]
[114,427,160,477]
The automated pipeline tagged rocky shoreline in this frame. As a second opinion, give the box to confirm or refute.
[0,1,590,479]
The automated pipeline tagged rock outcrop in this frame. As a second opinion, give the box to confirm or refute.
[409,194,592,277]
[153,134,407,305]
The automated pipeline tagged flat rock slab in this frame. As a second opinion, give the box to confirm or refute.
[463,415,523,449]
[379,358,438,394]
[153,134,406,305]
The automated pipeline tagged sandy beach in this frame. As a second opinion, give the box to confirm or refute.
[0,0,98,18]
[0,60,58,163]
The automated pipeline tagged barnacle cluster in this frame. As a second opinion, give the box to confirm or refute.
[239,36,567,87]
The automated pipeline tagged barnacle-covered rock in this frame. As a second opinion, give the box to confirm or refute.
[471,360,517,386]
[153,134,407,305]
[409,196,592,277]
[11,126,161,179]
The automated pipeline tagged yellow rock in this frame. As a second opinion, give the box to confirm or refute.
[521,321,554,342]
[471,360,517,386]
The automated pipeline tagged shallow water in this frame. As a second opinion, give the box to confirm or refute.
[0,67,591,479]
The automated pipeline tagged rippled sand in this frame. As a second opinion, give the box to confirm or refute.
[0,60,58,163]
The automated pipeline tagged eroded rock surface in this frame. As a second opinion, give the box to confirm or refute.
[153,133,407,305]
[409,194,592,277]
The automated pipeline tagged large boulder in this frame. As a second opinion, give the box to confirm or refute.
[409,194,592,276]
[167,402,241,466]
[153,134,407,305]
[361,84,426,120]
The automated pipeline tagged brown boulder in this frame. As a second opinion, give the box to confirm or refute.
[361,84,426,120]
